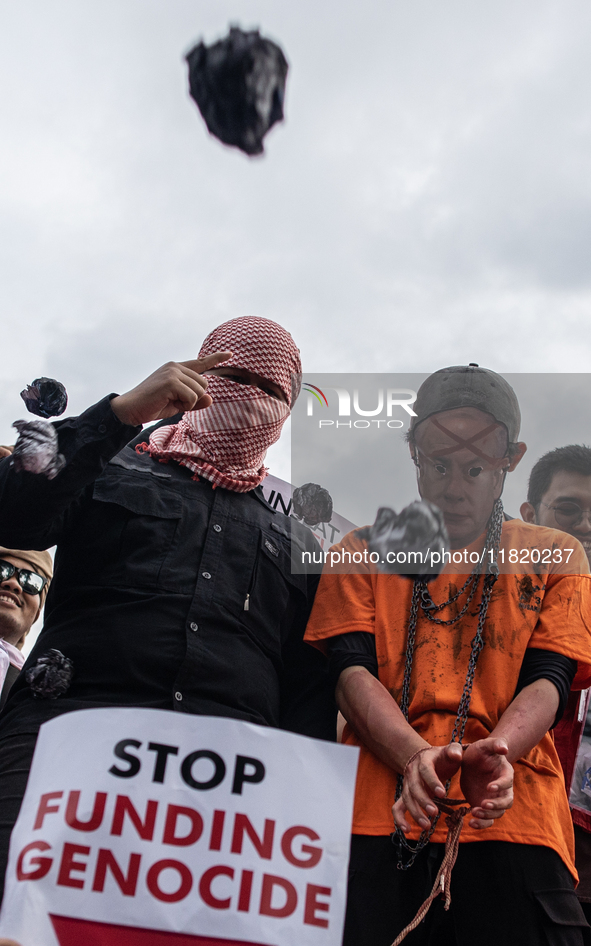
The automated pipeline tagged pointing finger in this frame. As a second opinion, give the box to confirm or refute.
[181,352,233,374]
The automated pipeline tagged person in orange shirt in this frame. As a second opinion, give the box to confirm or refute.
[305,365,591,946]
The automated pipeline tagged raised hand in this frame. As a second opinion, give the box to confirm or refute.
[392,742,463,834]
[0,446,14,459]
[110,352,232,427]
[460,737,514,829]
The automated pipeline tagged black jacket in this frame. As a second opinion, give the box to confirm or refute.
[0,397,334,740]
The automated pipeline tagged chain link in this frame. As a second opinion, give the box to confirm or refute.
[393,499,503,869]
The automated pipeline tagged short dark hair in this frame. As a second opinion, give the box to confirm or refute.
[527,445,591,508]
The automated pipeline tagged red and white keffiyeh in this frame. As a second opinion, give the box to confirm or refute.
[145,316,301,492]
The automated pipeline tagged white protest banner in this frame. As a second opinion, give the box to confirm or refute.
[0,709,358,946]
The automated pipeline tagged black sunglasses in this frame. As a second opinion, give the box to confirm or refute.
[0,559,47,596]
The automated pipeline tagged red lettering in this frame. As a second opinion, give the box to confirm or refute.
[199,865,234,910]
[281,826,322,868]
[92,849,141,896]
[111,796,157,841]
[33,792,63,830]
[231,814,274,859]
[304,884,331,928]
[238,869,254,912]
[162,805,203,846]
[16,841,52,881]
[57,842,90,889]
[146,859,192,903]
[209,809,225,851]
[65,791,107,832]
[259,874,297,918]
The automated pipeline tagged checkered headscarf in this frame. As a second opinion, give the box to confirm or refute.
[146,317,301,492]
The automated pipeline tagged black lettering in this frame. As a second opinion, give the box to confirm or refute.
[232,756,265,795]
[273,493,291,516]
[181,750,226,790]
[109,739,142,779]
[147,743,179,783]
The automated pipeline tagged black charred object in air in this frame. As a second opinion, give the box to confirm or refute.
[20,377,68,418]
[26,649,74,699]
[359,500,448,579]
[293,483,333,527]
[11,419,66,480]
[186,26,288,156]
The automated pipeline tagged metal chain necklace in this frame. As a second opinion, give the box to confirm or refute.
[393,498,504,869]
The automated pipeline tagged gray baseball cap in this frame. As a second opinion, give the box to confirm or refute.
[410,365,521,441]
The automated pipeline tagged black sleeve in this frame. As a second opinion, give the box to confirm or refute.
[515,648,577,728]
[327,631,379,687]
[0,395,141,550]
[279,524,337,742]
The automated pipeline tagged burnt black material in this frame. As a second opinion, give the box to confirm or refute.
[11,419,66,480]
[26,649,73,699]
[186,26,288,156]
[293,482,333,527]
[359,500,448,578]
[20,377,68,418]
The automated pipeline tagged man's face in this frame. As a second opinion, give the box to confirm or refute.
[0,554,42,648]
[521,470,591,566]
[412,408,525,548]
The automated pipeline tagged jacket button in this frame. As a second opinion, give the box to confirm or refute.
[202,572,211,580]
[98,424,107,434]
[213,524,222,533]
[190,622,198,632]
[175,691,183,701]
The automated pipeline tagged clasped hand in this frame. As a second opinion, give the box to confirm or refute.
[392,737,514,832]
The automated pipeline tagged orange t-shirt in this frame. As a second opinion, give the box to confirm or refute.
[304,518,591,879]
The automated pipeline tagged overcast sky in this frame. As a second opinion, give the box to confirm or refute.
[2,0,591,476]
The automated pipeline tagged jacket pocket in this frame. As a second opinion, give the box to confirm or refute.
[89,472,183,589]
[533,888,589,944]
[237,528,308,658]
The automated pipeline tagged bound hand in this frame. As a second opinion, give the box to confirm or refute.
[110,352,232,427]
[392,742,463,834]
[460,737,514,829]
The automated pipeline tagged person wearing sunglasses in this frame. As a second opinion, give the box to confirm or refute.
[0,548,52,709]
[521,444,591,932]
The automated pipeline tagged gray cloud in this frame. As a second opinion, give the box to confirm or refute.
[2,0,591,467]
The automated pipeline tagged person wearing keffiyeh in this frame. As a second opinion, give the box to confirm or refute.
[142,315,300,491]
[0,316,334,905]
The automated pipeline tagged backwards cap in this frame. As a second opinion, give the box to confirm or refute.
[198,316,302,407]
[410,365,521,441]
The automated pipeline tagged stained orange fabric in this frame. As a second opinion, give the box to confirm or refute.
[305,518,591,879]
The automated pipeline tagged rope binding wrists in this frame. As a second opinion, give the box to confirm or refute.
[403,745,432,777]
